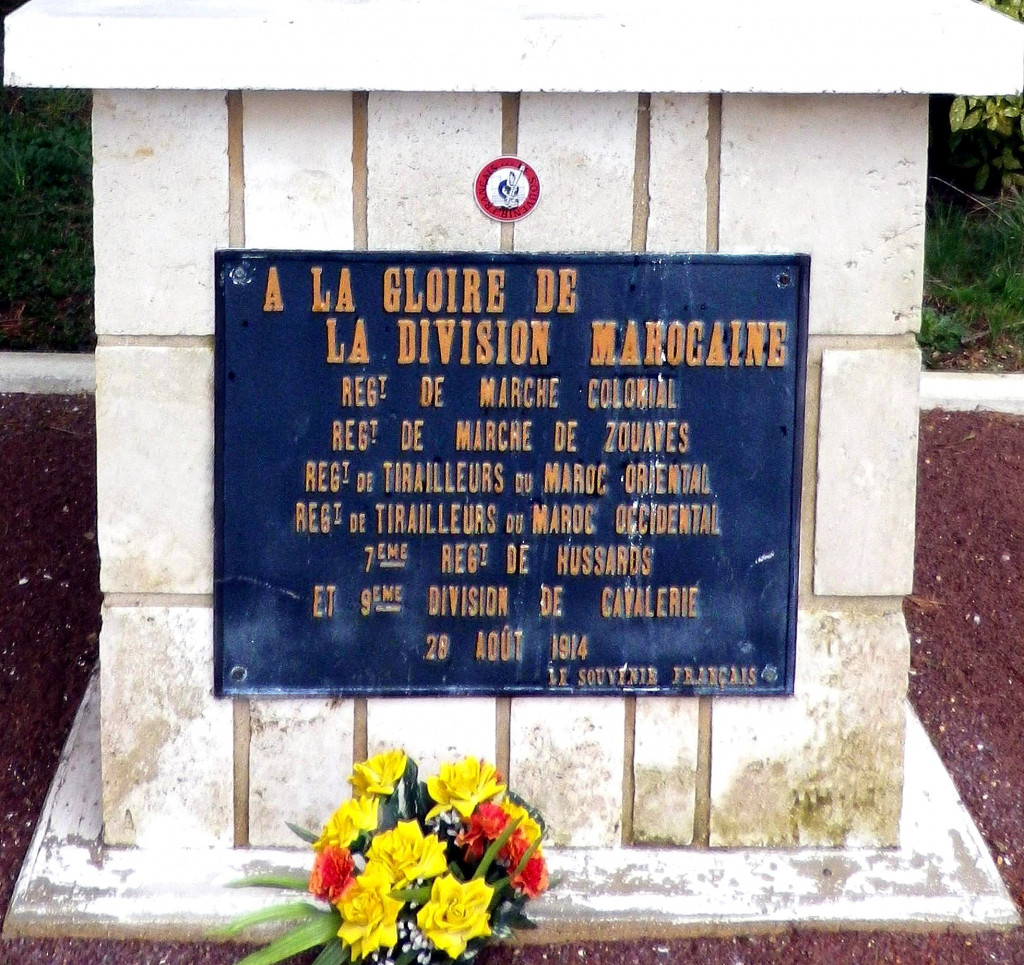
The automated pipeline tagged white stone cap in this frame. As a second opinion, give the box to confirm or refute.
[5,0,1024,94]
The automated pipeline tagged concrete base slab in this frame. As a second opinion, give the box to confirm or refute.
[0,351,95,394]
[920,371,1024,415]
[4,676,1018,943]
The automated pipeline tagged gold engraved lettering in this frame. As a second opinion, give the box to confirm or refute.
[586,377,677,410]
[479,376,559,409]
[475,626,523,661]
[454,420,532,452]
[486,269,505,313]
[396,319,549,366]
[603,420,689,454]
[575,665,657,689]
[373,502,499,536]
[555,544,653,577]
[550,633,588,660]
[312,584,336,618]
[589,318,785,368]
[542,462,607,496]
[360,584,403,616]
[599,585,699,618]
[671,665,759,689]
[614,501,720,536]
[621,462,711,496]
[440,542,489,574]
[325,317,369,364]
[263,265,283,312]
[768,321,787,366]
[531,503,597,535]
[381,461,503,495]
[428,584,509,618]
[339,375,386,407]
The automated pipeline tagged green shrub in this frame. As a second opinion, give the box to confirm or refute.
[0,89,95,351]
[946,0,1024,194]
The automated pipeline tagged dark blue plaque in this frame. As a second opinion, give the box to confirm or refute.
[215,252,808,697]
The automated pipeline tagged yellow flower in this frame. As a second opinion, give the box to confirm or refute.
[337,863,402,962]
[366,820,448,888]
[500,798,543,845]
[426,757,505,819]
[314,796,379,852]
[416,874,493,959]
[350,749,408,797]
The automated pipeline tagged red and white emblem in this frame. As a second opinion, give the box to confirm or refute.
[474,156,540,222]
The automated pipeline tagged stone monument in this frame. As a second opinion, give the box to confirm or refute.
[4,0,1023,939]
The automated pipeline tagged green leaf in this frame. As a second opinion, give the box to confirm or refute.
[975,162,992,192]
[391,884,431,904]
[394,951,418,965]
[473,817,521,881]
[212,901,323,938]
[963,109,983,131]
[228,874,311,892]
[287,822,320,845]
[950,96,967,130]
[310,938,349,965]
[234,912,341,965]
[397,756,420,821]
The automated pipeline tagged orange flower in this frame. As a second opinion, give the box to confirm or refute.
[511,852,548,899]
[456,802,509,861]
[500,827,532,869]
[309,845,356,905]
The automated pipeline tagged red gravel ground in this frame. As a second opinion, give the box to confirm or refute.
[1,395,1023,965]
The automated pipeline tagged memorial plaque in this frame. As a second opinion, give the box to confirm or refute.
[214,252,808,697]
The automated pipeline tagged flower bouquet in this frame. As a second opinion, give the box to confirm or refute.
[221,749,549,965]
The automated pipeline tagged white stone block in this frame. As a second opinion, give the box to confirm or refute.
[514,93,637,252]
[720,95,928,336]
[367,92,501,251]
[93,90,228,336]
[647,94,709,252]
[100,606,233,847]
[510,699,625,848]
[248,699,355,847]
[366,699,496,778]
[95,345,213,594]
[814,348,920,596]
[709,609,909,848]
[243,91,354,249]
[632,698,700,845]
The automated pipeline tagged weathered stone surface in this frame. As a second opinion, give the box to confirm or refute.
[95,346,213,595]
[647,94,709,251]
[367,92,500,250]
[509,93,635,848]
[93,90,228,336]
[243,91,354,248]
[100,606,232,847]
[632,699,700,845]
[510,699,625,847]
[364,92,498,769]
[248,699,354,847]
[366,699,496,777]
[709,609,909,848]
[514,93,637,252]
[814,348,920,596]
[719,94,927,335]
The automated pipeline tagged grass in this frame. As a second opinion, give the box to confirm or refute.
[0,87,95,352]
[921,188,1024,370]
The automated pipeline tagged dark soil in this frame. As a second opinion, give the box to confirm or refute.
[1,395,1023,964]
